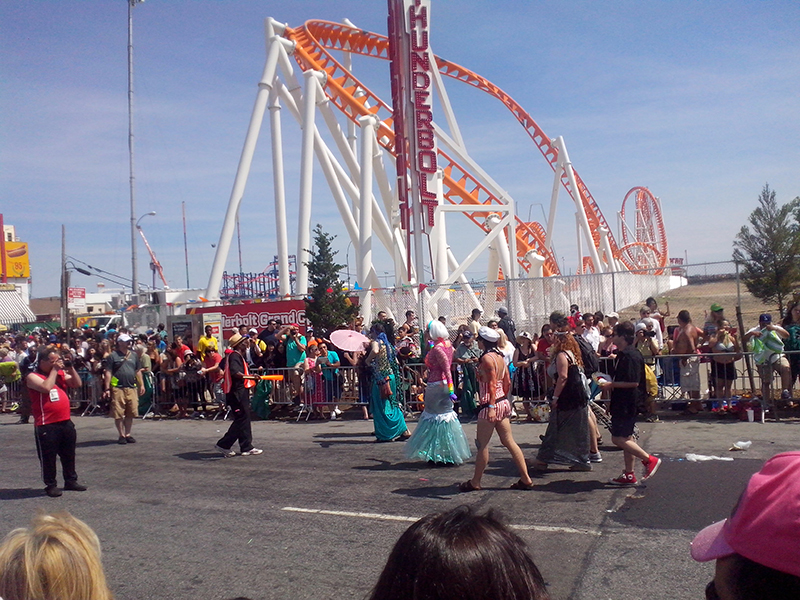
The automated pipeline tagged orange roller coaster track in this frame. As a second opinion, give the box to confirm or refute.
[283,20,667,275]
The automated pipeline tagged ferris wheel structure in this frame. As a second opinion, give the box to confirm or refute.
[205,10,669,321]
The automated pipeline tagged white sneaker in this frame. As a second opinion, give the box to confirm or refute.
[241,448,263,456]
[330,412,337,420]
[334,407,343,417]
[215,444,236,458]
[589,452,603,463]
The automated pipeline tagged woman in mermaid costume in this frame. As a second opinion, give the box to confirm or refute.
[405,321,472,465]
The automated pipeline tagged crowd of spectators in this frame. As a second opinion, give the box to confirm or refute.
[1,296,799,425]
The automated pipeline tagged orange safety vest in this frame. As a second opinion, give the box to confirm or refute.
[223,351,255,393]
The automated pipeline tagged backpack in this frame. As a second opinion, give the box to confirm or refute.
[643,363,658,398]
[575,335,600,376]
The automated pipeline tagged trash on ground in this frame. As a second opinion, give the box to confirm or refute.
[730,441,752,451]
[686,453,734,462]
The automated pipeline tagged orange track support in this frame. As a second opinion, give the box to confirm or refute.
[283,21,667,276]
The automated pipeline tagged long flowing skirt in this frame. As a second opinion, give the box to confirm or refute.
[536,404,590,467]
[406,383,471,464]
[370,374,407,441]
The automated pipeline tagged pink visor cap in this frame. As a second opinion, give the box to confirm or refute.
[690,451,800,577]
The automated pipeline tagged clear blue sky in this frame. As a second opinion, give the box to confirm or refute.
[3,1,799,297]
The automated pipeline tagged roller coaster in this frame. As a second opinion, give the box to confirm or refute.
[206,4,669,318]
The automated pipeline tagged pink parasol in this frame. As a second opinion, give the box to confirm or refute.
[330,329,370,352]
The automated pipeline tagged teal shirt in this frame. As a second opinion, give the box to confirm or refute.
[286,335,307,367]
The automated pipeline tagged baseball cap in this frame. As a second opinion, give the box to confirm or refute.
[690,451,800,577]
[606,312,619,319]
[117,334,132,343]
[478,326,500,342]
[248,328,258,335]
[516,331,533,343]
[461,330,473,339]
[759,313,772,323]
[497,306,508,315]
[634,322,647,333]
[710,303,724,313]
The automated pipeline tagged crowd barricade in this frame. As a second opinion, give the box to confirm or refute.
[296,364,372,421]
[397,362,426,414]
[507,358,552,419]
[593,351,798,409]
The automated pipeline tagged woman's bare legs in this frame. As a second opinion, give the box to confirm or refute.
[495,418,533,485]
[468,419,496,489]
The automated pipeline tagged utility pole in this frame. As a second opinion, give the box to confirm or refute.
[128,0,144,303]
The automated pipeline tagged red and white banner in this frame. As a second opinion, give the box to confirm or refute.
[189,300,307,340]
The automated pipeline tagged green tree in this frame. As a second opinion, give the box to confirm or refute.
[732,184,800,313]
[304,224,359,336]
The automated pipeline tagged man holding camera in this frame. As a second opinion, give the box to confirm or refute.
[103,334,144,445]
[26,346,87,497]
[280,324,306,404]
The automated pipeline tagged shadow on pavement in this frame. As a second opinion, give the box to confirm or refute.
[352,458,426,472]
[0,488,45,500]
[76,439,122,448]
[313,432,375,438]
[527,479,608,494]
[390,484,460,500]
[174,451,225,461]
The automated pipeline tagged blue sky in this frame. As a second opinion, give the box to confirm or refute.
[3,1,799,298]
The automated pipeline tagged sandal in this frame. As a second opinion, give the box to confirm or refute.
[510,479,535,490]
[458,480,481,492]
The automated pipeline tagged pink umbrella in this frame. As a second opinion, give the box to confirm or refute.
[330,329,370,352]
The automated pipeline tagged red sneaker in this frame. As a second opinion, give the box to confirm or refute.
[642,455,661,481]
[609,472,637,486]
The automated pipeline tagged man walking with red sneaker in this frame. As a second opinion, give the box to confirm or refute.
[599,321,661,486]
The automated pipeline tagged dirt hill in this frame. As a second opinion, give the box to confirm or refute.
[617,278,784,330]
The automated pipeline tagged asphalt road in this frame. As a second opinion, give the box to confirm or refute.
[1,411,798,600]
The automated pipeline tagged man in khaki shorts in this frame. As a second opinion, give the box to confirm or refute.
[103,334,144,444]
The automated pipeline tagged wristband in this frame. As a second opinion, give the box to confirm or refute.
[488,404,496,408]
[552,395,559,401]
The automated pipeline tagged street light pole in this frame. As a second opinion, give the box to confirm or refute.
[128,0,145,304]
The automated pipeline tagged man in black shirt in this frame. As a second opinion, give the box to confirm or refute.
[599,321,661,486]
[497,306,516,346]
[215,333,262,457]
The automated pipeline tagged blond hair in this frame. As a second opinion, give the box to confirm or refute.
[0,512,113,600]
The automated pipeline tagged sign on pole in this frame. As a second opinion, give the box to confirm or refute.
[67,287,86,312]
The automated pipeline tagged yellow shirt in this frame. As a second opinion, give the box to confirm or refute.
[196,335,218,359]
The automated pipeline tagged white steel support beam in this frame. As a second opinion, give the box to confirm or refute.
[267,90,291,296]
[555,137,603,274]
[428,212,512,305]
[206,32,283,300]
[358,114,378,293]
[295,70,326,295]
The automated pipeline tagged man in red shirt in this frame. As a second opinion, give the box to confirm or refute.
[26,347,87,497]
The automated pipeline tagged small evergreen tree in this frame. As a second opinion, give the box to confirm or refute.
[733,184,800,313]
[304,224,359,337]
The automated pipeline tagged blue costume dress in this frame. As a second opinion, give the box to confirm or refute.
[369,339,408,441]
[405,343,472,464]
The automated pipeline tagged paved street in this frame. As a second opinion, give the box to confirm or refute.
[1,411,798,600]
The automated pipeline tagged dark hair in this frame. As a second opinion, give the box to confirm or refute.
[549,311,569,329]
[614,321,635,345]
[782,301,799,327]
[646,297,656,307]
[677,309,691,324]
[368,506,549,600]
[719,553,800,599]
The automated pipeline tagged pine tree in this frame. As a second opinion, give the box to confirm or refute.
[732,184,800,313]
[304,224,359,337]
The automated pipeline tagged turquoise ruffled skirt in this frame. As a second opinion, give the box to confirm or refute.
[405,384,472,464]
